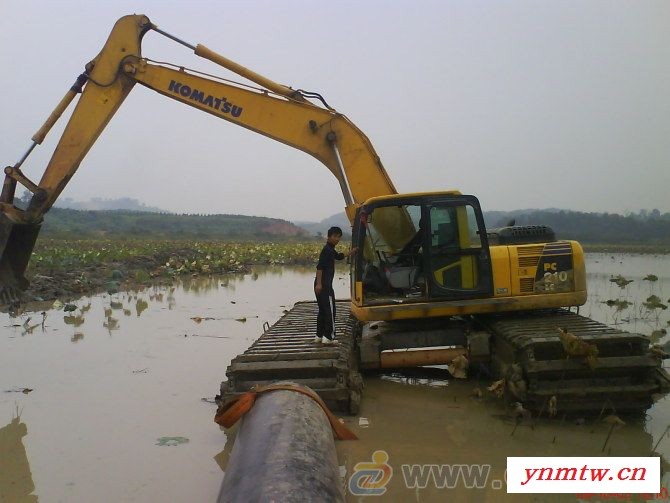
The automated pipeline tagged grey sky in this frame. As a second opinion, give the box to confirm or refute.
[1,0,668,222]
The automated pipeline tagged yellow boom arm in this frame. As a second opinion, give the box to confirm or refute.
[10,14,396,224]
[0,14,399,294]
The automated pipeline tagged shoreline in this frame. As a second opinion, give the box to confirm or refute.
[5,239,669,308]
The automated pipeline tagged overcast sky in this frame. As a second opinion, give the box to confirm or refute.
[1,0,668,222]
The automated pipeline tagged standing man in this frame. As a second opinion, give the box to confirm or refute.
[314,226,356,345]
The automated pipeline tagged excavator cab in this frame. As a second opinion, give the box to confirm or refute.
[352,192,493,311]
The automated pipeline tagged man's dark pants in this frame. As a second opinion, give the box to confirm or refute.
[315,289,336,341]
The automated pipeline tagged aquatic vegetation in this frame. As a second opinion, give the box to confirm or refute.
[63,315,84,327]
[155,437,189,447]
[651,345,669,358]
[548,395,557,418]
[643,274,659,282]
[134,270,150,282]
[447,354,468,379]
[487,379,505,398]
[190,316,217,323]
[106,281,120,295]
[28,239,323,277]
[103,316,119,331]
[609,275,633,288]
[136,299,148,317]
[558,327,598,369]
[650,329,667,343]
[603,299,632,311]
[21,238,327,303]
[643,295,668,311]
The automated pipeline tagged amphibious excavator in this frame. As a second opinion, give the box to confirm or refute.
[1,15,666,413]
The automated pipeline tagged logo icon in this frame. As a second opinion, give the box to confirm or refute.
[348,450,393,496]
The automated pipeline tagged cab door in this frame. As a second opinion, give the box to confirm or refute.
[424,196,493,299]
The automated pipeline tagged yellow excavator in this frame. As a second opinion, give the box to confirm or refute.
[0,14,585,317]
[0,15,666,412]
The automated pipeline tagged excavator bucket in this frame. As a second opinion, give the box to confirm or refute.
[0,214,40,304]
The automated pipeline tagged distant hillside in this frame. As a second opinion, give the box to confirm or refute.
[29,203,670,245]
[55,197,165,212]
[295,212,351,237]
[303,209,670,245]
[488,209,670,245]
[40,207,310,240]
[483,208,564,228]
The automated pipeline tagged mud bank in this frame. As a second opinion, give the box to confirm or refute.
[21,254,249,305]
[12,239,325,306]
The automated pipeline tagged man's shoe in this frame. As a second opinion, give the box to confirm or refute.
[322,338,338,346]
[313,336,323,344]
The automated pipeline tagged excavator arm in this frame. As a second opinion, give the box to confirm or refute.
[0,14,399,296]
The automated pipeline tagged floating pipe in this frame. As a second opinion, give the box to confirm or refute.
[218,385,344,503]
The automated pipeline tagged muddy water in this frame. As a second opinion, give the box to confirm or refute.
[0,256,669,502]
[0,267,349,502]
[339,253,670,502]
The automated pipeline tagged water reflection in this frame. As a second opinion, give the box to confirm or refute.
[6,312,47,337]
[0,413,38,502]
[171,266,324,295]
[63,315,85,327]
[136,299,148,317]
[379,367,452,388]
[177,274,244,294]
[103,316,119,330]
[167,291,176,310]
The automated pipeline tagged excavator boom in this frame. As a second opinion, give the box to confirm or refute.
[0,14,397,298]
